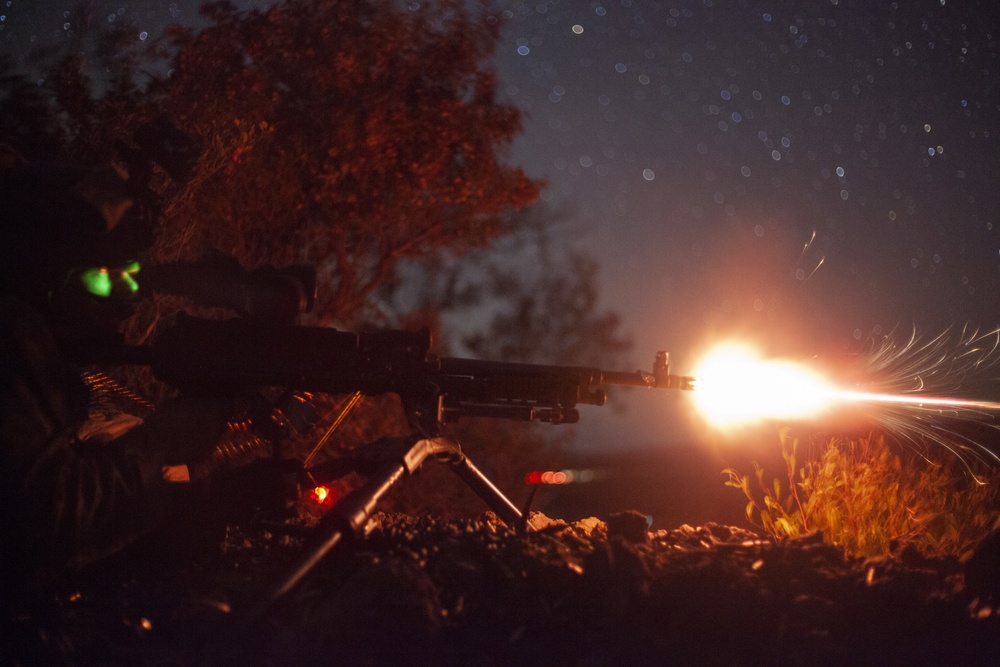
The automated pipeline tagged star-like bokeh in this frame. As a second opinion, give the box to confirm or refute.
[493,1,998,342]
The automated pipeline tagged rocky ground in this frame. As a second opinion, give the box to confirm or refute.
[5,504,1000,666]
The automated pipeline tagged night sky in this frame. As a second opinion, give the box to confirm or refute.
[3,1,999,450]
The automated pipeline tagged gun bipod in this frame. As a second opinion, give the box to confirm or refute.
[254,434,527,614]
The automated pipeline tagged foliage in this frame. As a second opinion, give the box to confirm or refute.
[724,431,1000,558]
[2,0,539,326]
[151,1,541,323]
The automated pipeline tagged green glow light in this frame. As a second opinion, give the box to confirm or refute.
[121,272,140,293]
[81,267,113,297]
[79,261,141,297]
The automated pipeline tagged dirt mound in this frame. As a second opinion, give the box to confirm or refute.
[4,511,999,665]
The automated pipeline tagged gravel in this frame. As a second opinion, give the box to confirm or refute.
[5,507,999,666]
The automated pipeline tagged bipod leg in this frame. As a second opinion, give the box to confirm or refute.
[268,460,406,603]
[265,436,445,606]
[443,448,529,531]
[216,436,428,648]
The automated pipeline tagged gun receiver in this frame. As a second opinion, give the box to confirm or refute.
[434,352,696,427]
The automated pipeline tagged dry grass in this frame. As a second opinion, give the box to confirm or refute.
[724,431,1000,558]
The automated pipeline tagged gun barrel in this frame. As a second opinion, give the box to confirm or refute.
[600,350,696,391]
[437,352,695,413]
[437,354,694,391]
[600,369,697,390]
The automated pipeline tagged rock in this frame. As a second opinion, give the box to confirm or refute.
[572,516,605,537]
[606,510,649,543]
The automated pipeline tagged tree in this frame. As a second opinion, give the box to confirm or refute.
[379,203,633,368]
[2,0,540,325]
[149,0,539,324]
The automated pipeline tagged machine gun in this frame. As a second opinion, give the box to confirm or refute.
[88,315,696,607]
[121,316,695,430]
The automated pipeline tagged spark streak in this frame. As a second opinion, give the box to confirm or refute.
[837,391,1000,412]
[794,229,825,283]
